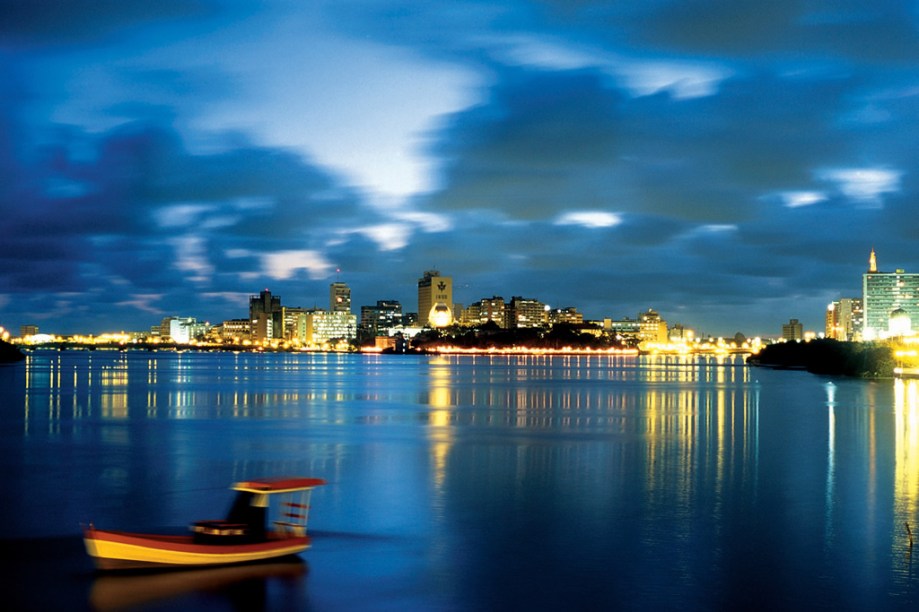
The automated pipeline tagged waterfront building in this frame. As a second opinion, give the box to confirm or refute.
[862,249,919,340]
[547,307,583,326]
[330,282,351,313]
[282,307,309,343]
[604,318,641,344]
[19,325,38,338]
[464,296,506,328]
[163,316,203,343]
[668,324,695,343]
[506,297,546,329]
[305,310,357,347]
[221,319,251,342]
[826,298,862,341]
[782,318,803,341]
[360,300,403,337]
[638,309,668,344]
[418,270,454,328]
[250,289,283,342]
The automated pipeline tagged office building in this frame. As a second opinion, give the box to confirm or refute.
[639,309,668,344]
[360,300,403,337]
[250,289,283,342]
[547,307,583,326]
[826,298,862,341]
[862,249,919,340]
[464,296,506,328]
[304,310,357,347]
[418,270,453,328]
[506,297,546,329]
[330,282,351,313]
[782,318,803,341]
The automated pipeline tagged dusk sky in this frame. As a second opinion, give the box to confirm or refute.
[3,1,919,337]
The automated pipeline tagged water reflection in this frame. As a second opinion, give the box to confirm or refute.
[895,379,919,531]
[5,350,919,607]
[89,558,308,611]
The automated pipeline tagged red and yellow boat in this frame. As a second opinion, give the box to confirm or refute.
[84,477,326,571]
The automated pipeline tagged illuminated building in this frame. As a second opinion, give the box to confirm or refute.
[506,296,546,329]
[360,300,403,336]
[160,316,203,343]
[19,325,38,338]
[330,282,351,313]
[304,310,357,347]
[639,309,668,343]
[464,296,506,327]
[782,318,803,341]
[221,319,251,341]
[547,307,583,326]
[249,289,283,342]
[826,298,862,341]
[418,270,454,328]
[282,307,308,342]
[863,249,919,340]
[604,317,641,344]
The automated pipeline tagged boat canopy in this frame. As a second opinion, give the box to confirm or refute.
[232,477,326,494]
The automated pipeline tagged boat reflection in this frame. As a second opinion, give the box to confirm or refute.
[88,558,307,611]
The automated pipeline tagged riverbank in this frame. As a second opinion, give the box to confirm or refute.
[747,339,894,378]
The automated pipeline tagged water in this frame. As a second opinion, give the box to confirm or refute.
[1,350,917,610]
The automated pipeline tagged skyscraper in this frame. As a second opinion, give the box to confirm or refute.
[418,270,453,327]
[330,282,351,313]
[250,289,283,342]
[862,250,919,340]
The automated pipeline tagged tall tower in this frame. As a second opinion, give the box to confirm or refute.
[330,282,351,313]
[418,270,453,327]
[868,248,878,273]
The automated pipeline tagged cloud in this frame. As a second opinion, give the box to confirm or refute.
[555,211,623,228]
[262,250,335,281]
[818,167,902,205]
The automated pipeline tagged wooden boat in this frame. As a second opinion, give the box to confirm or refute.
[84,477,325,570]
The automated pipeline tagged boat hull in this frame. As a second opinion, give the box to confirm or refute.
[84,527,311,570]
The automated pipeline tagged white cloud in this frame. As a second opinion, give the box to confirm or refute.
[819,167,901,204]
[262,250,334,280]
[171,235,213,282]
[780,190,826,208]
[555,211,623,228]
[488,33,731,99]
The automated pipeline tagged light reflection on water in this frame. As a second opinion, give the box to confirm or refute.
[2,350,919,609]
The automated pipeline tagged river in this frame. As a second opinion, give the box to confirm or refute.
[0,350,916,610]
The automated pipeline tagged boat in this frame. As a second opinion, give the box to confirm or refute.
[84,476,326,571]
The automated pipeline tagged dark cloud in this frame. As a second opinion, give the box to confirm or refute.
[0,1,226,47]
[0,114,382,330]
[3,0,919,337]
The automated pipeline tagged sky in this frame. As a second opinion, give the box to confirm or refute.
[2,0,919,337]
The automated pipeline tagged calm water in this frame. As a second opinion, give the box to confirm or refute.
[1,350,917,611]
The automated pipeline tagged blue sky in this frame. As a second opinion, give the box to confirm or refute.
[2,0,918,337]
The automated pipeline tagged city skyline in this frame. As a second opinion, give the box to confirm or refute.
[3,2,919,336]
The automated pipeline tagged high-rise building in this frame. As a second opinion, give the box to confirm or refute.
[304,310,357,347]
[638,309,668,344]
[862,249,919,340]
[330,282,351,313]
[782,318,803,341]
[506,297,546,329]
[463,296,506,327]
[360,300,403,336]
[250,289,283,342]
[418,270,453,327]
[826,298,863,341]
